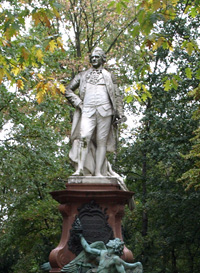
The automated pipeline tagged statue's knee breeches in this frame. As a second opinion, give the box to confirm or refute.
[80,114,96,144]
[80,112,112,147]
[96,114,112,147]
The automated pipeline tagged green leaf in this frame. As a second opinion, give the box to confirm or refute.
[164,79,171,91]
[195,68,200,80]
[126,95,133,103]
[186,42,194,55]
[185,67,192,79]
[171,78,178,90]
[116,3,122,13]
[138,8,145,24]
[190,7,197,18]
[131,23,140,38]
[120,1,127,8]
[108,1,115,8]
[141,92,147,101]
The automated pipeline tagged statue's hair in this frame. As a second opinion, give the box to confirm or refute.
[106,238,124,256]
[90,47,106,63]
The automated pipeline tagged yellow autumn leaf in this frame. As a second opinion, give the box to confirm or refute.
[125,86,131,93]
[163,10,170,20]
[142,84,147,92]
[35,82,48,103]
[12,67,20,76]
[171,0,179,6]
[152,42,158,51]
[46,82,55,95]
[59,83,65,94]
[43,15,51,28]
[143,0,151,10]
[21,47,29,60]
[36,90,45,104]
[57,37,63,48]
[162,0,167,9]
[35,49,44,61]
[5,28,11,40]
[36,82,43,91]
[37,73,44,80]
[19,63,25,70]
[153,0,161,10]
[0,55,7,65]
[51,85,57,96]
[32,62,39,67]
[0,68,5,83]
[32,12,40,26]
[43,83,48,93]
[166,40,173,51]
[49,40,57,53]
[17,79,24,90]
[46,81,53,90]
[53,7,61,18]
[5,71,12,81]
[2,40,11,47]
[157,37,165,47]
[137,83,141,90]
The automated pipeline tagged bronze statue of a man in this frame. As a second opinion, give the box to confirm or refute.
[65,47,124,176]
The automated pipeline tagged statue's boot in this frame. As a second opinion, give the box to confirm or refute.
[72,142,88,176]
[72,169,84,176]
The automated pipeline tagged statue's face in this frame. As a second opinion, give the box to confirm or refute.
[91,53,103,68]
[107,247,115,255]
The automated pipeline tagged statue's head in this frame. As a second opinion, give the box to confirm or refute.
[90,47,106,68]
[106,238,124,256]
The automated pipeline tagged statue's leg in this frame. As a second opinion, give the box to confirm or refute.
[73,139,88,176]
[95,146,107,176]
[95,114,112,176]
[73,114,95,176]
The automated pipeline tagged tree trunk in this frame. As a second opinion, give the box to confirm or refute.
[75,28,81,58]
[142,151,148,237]
[171,247,178,273]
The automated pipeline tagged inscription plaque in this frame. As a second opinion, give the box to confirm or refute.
[68,201,114,255]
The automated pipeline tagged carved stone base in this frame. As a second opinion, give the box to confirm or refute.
[49,181,134,273]
[68,175,119,184]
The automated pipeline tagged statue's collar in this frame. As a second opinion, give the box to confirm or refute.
[92,68,103,73]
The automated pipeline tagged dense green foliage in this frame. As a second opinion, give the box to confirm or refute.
[0,86,72,272]
[0,0,200,272]
[118,7,200,273]
[179,85,200,190]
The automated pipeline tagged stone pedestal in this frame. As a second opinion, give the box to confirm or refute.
[49,177,134,273]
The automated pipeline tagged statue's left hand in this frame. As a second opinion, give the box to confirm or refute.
[113,115,127,125]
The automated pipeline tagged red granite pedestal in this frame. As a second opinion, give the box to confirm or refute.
[49,177,134,273]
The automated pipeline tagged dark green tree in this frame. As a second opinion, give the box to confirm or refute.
[120,12,200,273]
